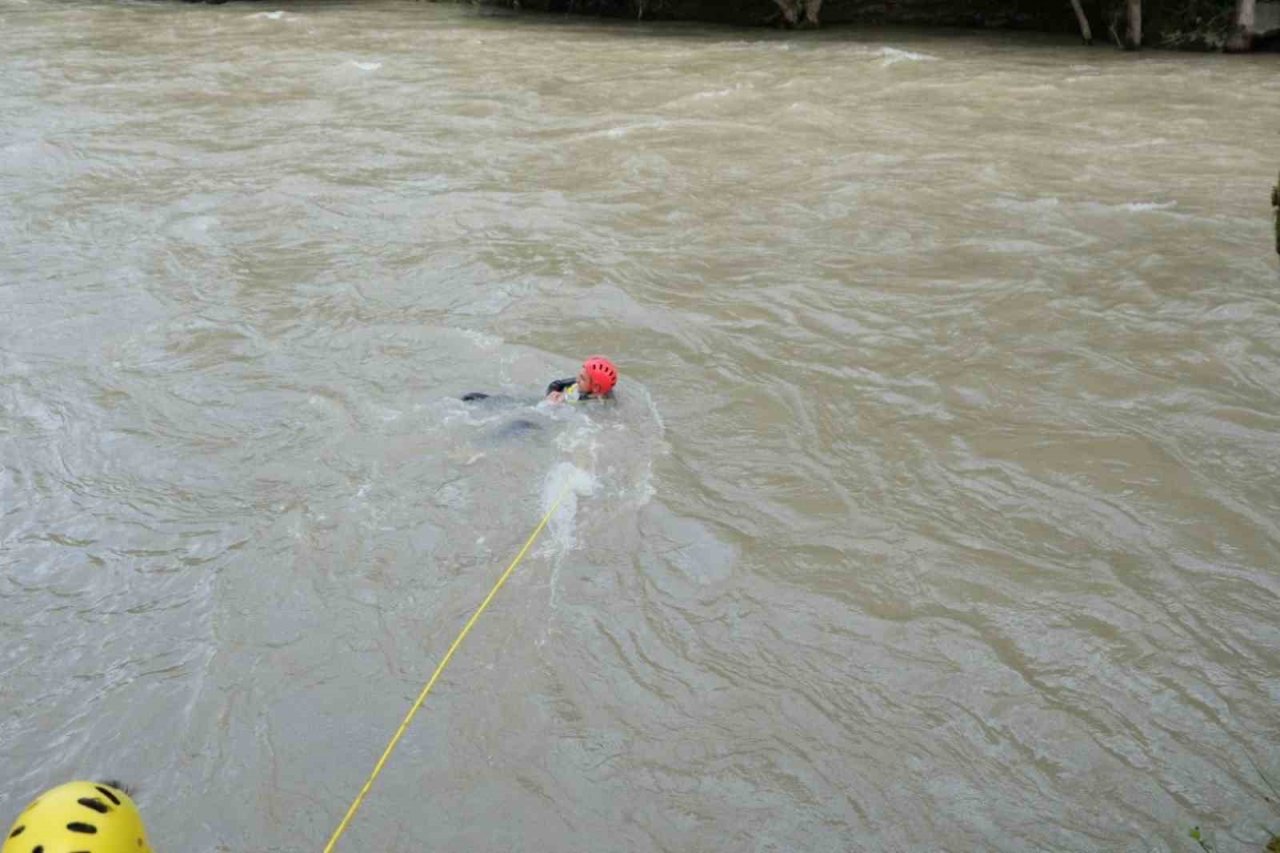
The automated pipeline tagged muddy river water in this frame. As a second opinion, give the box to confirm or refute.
[1,2,1278,849]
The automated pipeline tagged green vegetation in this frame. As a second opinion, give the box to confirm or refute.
[1148,0,1238,46]
[1189,825,1216,852]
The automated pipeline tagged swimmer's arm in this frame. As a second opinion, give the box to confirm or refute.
[545,378,574,402]
[546,378,574,395]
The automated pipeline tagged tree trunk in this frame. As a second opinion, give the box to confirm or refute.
[1125,0,1141,49]
[804,0,823,25]
[1272,172,1279,256]
[773,0,800,25]
[1225,0,1256,51]
[1070,0,1093,43]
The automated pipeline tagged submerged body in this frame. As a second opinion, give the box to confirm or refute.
[461,358,618,443]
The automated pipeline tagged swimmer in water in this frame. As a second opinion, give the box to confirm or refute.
[461,355,618,405]
[544,356,618,403]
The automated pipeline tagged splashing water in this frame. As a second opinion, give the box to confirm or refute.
[540,462,598,606]
[541,462,597,557]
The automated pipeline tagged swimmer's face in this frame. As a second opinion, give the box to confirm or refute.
[576,368,594,394]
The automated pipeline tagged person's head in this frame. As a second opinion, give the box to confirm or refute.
[578,356,618,395]
[2,780,151,853]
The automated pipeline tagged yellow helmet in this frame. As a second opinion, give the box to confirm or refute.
[3,781,152,853]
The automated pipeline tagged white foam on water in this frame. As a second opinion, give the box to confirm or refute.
[348,61,382,72]
[1119,138,1171,149]
[1123,200,1178,212]
[625,455,657,509]
[586,120,670,141]
[691,83,750,101]
[458,328,503,349]
[616,384,666,510]
[876,47,937,65]
[540,461,598,606]
[993,195,1062,213]
[552,410,601,460]
[248,10,288,20]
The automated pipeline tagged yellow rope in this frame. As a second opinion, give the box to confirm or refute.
[323,480,574,852]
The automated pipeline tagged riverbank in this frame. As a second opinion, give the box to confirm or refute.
[452,0,1280,50]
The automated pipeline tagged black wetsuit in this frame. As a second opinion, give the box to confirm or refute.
[461,381,612,405]
[545,379,613,401]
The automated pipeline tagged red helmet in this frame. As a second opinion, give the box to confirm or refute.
[582,356,618,394]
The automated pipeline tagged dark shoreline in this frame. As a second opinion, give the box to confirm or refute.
[432,0,1279,51]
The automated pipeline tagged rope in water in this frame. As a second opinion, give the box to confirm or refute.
[323,479,575,852]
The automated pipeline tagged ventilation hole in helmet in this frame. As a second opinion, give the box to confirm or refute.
[66,822,98,834]
[77,798,110,814]
[95,786,122,805]
[7,825,22,838]
[33,846,44,853]
[100,780,134,797]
